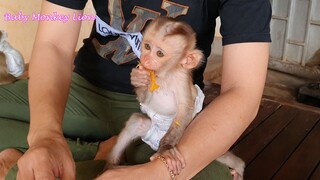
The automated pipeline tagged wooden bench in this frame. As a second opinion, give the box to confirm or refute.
[17,72,319,179]
[203,82,320,179]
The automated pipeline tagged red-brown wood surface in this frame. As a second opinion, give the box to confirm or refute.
[203,83,320,179]
[272,121,320,179]
[234,99,281,145]
[232,105,298,164]
[245,109,320,179]
[309,164,320,180]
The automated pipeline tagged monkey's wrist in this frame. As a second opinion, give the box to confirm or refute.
[157,155,175,180]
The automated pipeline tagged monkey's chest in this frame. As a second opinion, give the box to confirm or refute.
[142,89,177,117]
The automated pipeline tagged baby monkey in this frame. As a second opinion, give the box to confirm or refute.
[107,17,245,179]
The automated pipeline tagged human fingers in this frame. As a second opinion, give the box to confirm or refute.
[16,148,56,180]
[16,160,35,180]
[24,150,75,180]
[17,136,75,180]
[60,157,76,180]
[57,142,76,180]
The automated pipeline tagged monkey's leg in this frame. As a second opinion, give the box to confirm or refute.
[216,151,245,180]
[107,113,151,166]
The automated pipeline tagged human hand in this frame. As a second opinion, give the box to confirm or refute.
[16,133,75,180]
[150,147,186,176]
[130,65,150,88]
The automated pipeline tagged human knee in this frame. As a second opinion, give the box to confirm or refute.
[0,152,12,179]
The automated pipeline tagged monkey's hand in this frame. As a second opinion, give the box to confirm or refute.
[130,65,150,88]
[150,147,186,176]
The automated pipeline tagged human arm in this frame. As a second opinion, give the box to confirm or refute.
[16,1,83,179]
[175,42,269,179]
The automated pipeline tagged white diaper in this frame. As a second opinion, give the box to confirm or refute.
[141,85,205,150]
[0,30,25,77]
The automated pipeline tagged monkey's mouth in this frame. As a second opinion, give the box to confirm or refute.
[136,61,160,91]
[137,61,152,71]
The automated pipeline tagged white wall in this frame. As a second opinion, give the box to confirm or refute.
[0,0,95,63]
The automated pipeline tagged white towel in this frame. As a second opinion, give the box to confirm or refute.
[0,30,25,77]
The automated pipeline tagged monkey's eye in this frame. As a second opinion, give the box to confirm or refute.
[144,43,151,50]
[157,50,164,57]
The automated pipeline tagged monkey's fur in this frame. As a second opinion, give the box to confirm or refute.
[107,17,245,179]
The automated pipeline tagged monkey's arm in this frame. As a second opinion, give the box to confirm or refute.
[158,80,195,152]
[17,1,82,179]
[130,66,150,102]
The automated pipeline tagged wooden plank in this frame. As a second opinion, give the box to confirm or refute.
[231,105,297,165]
[273,121,320,179]
[309,163,320,180]
[235,99,281,145]
[266,95,320,114]
[269,58,320,80]
[203,83,221,107]
[244,109,320,179]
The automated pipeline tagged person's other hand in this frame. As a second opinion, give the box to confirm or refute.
[16,133,75,180]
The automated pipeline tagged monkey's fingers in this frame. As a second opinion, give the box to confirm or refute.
[164,155,180,176]
[169,147,186,174]
[130,70,150,87]
[171,147,186,169]
[132,80,148,87]
[150,153,159,161]
[138,64,145,70]
[151,151,180,175]
[159,148,183,176]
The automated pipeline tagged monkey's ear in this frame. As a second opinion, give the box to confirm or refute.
[181,49,203,69]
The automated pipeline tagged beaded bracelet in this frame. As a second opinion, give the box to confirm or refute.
[157,155,175,180]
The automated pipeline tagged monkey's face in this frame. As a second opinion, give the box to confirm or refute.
[140,40,166,71]
[140,35,185,72]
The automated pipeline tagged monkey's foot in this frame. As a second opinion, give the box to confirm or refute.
[0,149,23,179]
[94,136,118,160]
[230,169,243,180]
[106,154,121,168]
